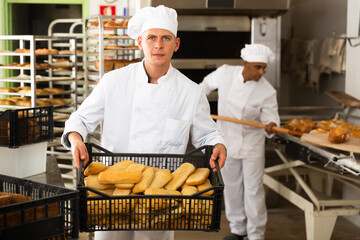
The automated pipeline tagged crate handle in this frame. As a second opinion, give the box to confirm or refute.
[77,159,84,186]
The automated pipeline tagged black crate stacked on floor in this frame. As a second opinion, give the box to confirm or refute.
[0,174,79,239]
[0,106,53,148]
[78,143,224,233]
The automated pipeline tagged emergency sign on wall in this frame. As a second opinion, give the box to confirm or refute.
[100,5,116,16]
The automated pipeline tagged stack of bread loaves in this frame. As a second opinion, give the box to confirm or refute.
[0,192,59,235]
[84,161,214,229]
[284,118,360,144]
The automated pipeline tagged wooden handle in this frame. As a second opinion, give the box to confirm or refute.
[210,114,303,137]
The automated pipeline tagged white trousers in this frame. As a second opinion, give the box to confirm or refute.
[221,156,267,240]
[94,230,174,240]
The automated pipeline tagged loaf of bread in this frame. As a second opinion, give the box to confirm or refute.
[104,21,118,27]
[114,183,134,189]
[16,100,31,107]
[84,162,109,176]
[181,186,199,214]
[43,88,64,94]
[0,88,17,93]
[165,163,195,191]
[113,188,131,196]
[328,127,350,144]
[132,167,155,193]
[15,48,30,53]
[309,128,328,134]
[1,193,31,203]
[126,163,146,172]
[44,98,67,105]
[0,195,12,206]
[148,169,173,189]
[144,188,181,196]
[98,169,142,184]
[186,168,210,186]
[142,188,181,210]
[35,48,50,55]
[0,99,16,105]
[196,179,214,196]
[0,192,59,231]
[48,49,59,55]
[87,188,114,197]
[36,99,52,106]
[104,160,135,172]
[284,118,315,133]
[84,174,114,190]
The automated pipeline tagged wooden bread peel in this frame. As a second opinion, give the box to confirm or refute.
[210,114,303,137]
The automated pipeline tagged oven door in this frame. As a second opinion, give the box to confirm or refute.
[171,16,251,114]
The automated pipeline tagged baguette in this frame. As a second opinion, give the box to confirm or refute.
[164,163,195,191]
[84,162,109,176]
[186,168,210,186]
[196,178,214,196]
[132,167,155,193]
[84,174,114,190]
[98,169,142,184]
[148,169,173,189]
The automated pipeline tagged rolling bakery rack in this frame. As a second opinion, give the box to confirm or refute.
[264,92,360,240]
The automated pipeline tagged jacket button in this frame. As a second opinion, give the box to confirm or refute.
[132,135,136,140]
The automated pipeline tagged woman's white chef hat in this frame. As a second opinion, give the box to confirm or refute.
[240,44,275,64]
[128,5,178,39]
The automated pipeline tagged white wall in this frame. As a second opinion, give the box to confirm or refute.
[346,0,360,99]
[280,0,347,107]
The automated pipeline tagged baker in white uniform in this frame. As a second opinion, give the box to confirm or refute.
[61,5,227,240]
[200,44,280,240]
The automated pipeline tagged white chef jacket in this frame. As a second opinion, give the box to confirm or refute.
[200,64,280,159]
[62,60,224,154]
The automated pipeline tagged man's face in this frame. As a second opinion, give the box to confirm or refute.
[243,61,267,82]
[137,28,180,69]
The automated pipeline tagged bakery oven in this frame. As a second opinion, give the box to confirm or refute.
[145,0,289,114]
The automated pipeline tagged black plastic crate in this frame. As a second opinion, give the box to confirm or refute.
[0,106,54,148]
[0,174,79,239]
[78,143,224,232]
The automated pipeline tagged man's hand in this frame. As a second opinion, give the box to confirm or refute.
[209,143,227,172]
[68,132,89,170]
[265,121,277,134]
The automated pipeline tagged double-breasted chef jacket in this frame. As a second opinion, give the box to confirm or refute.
[200,64,280,159]
[62,60,224,154]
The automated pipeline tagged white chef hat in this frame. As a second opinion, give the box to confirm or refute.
[240,44,275,64]
[128,5,178,39]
